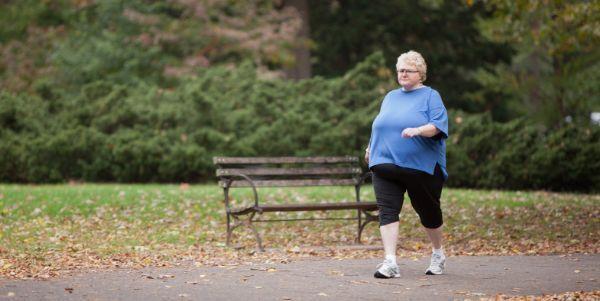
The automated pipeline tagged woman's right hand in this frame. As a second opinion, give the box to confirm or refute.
[364,148,370,164]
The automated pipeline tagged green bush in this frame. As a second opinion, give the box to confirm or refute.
[447,111,600,192]
[0,53,598,192]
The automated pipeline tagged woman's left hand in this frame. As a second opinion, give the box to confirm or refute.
[401,127,422,138]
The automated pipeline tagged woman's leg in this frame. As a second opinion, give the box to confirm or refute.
[405,164,446,274]
[424,225,445,275]
[372,165,406,258]
[380,221,400,257]
[424,225,443,249]
[371,164,406,278]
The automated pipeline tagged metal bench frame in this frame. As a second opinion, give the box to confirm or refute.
[214,156,378,251]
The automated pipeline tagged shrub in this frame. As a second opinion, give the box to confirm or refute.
[1,53,598,191]
[446,111,600,192]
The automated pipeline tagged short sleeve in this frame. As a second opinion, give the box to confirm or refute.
[379,93,391,112]
[368,93,390,151]
[428,89,448,140]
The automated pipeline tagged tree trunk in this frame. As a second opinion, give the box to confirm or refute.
[283,0,311,79]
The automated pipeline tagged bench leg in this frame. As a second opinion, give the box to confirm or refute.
[226,212,233,246]
[227,213,242,247]
[226,212,264,252]
[357,209,362,242]
[245,212,264,252]
[356,210,378,243]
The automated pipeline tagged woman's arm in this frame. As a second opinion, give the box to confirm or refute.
[401,123,440,138]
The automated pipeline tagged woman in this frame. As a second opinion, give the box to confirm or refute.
[365,50,449,278]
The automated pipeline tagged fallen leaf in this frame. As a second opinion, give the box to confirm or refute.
[64,288,74,293]
[134,246,148,252]
[328,270,344,276]
[2,186,599,280]
[318,292,328,296]
[349,280,369,284]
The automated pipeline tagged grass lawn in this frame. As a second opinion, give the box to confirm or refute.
[0,184,598,279]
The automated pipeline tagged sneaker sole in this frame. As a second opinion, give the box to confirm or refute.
[425,267,444,275]
[374,271,401,279]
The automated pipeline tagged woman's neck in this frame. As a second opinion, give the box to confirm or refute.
[402,83,424,91]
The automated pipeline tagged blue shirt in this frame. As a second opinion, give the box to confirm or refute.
[368,86,449,180]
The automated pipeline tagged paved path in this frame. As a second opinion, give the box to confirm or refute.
[1,255,598,300]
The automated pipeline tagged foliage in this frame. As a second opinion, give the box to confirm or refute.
[0,52,394,183]
[0,0,304,93]
[473,0,600,125]
[308,0,514,117]
[1,51,598,191]
[0,1,598,190]
[447,110,600,191]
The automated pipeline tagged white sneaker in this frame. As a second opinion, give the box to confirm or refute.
[374,259,401,278]
[425,253,445,275]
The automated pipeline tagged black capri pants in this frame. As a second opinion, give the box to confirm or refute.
[371,163,444,228]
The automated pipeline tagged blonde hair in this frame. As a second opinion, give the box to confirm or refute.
[396,50,427,82]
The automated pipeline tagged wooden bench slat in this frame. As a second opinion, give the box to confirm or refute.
[220,178,357,187]
[213,156,358,164]
[216,167,362,177]
[260,202,378,212]
[230,202,378,215]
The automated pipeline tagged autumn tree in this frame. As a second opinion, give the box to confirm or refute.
[474,0,600,126]
[0,0,305,93]
[307,0,513,116]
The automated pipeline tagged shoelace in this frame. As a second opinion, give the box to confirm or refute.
[377,260,396,270]
[430,254,444,268]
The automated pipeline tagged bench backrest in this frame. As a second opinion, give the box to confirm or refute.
[213,156,362,188]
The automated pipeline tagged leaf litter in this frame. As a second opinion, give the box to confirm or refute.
[0,185,598,283]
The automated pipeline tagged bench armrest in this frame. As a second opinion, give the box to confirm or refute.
[354,171,372,203]
[221,173,260,209]
[356,171,372,186]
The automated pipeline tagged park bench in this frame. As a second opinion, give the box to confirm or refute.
[213,156,378,251]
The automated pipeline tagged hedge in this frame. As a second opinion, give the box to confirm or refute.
[1,53,598,191]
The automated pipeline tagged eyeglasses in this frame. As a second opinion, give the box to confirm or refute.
[397,69,419,74]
